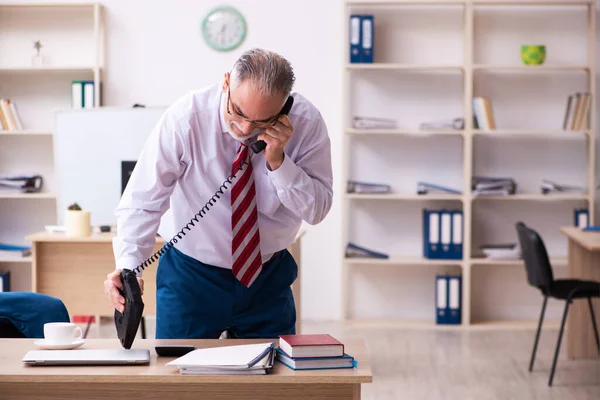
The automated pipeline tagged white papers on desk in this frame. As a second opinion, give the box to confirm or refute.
[166,342,275,375]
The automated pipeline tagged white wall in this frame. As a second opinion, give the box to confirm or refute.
[1,0,598,322]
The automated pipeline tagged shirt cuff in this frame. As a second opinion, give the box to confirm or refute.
[116,256,144,277]
[267,152,300,188]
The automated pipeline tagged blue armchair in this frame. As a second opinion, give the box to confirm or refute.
[0,292,70,338]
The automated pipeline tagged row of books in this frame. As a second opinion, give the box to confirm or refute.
[0,98,25,131]
[473,97,496,130]
[165,334,355,375]
[563,92,591,131]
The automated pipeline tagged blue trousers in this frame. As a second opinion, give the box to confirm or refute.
[0,292,70,338]
[155,247,297,339]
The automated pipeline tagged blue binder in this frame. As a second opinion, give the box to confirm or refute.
[423,209,441,259]
[360,15,373,63]
[574,208,589,228]
[447,275,462,324]
[450,210,463,260]
[435,275,448,324]
[439,210,452,259]
[349,15,362,63]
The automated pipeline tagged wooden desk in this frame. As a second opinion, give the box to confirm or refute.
[25,231,305,333]
[560,226,600,360]
[0,338,372,400]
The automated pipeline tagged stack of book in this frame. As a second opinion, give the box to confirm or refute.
[276,334,356,370]
[472,176,516,196]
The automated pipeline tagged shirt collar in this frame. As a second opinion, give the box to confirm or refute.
[218,88,229,135]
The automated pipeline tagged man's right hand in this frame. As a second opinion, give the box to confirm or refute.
[104,268,144,313]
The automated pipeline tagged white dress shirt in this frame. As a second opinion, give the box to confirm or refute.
[113,83,333,275]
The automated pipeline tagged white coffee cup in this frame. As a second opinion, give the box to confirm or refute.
[43,322,83,344]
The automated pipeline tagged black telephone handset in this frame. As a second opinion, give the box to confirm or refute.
[115,95,294,349]
[250,95,294,154]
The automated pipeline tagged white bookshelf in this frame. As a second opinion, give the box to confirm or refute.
[0,2,105,292]
[342,0,596,330]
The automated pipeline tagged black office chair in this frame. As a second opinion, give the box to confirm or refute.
[515,222,600,386]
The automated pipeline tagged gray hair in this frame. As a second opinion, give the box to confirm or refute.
[230,48,295,98]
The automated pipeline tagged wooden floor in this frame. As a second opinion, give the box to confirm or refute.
[94,318,599,400]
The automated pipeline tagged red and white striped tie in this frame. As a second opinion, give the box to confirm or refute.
[231,144,262,287]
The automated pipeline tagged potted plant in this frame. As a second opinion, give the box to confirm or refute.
[65,202,91,237]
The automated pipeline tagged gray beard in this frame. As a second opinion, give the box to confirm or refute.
[227,120,264,142]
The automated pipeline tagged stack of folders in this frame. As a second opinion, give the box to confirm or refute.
[347,180,391,194]
[436,275,461,325]
[165,342,276,375]
[480,243,521,259]
[276,334,356,371]
[417,182,461,196]
[472,176,516,196]
[423,209,463,260]
[349,14,374,63]
[541,179,584,195]
[0,243,32,258]
[575,208,589,228]
[351,116,396,129]
[345,242,389,259]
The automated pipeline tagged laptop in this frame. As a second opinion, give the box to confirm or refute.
[22,349,151,366]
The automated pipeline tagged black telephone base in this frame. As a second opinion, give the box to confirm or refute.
[114,269,144,349]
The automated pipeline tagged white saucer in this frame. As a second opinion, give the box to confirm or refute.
[34,339,85,350]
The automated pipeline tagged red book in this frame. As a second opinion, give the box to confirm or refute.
[278,334,345,358]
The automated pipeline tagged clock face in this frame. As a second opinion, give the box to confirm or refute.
[202,6,247,52]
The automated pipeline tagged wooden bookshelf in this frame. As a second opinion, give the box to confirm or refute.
[342,0,596,329]
[0,3,105,293]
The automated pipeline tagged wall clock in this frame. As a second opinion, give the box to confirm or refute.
[201,6,247,52]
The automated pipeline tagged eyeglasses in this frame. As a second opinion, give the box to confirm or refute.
[227,87,280,129]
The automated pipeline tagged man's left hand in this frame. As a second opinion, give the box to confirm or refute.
[259,115,293,171]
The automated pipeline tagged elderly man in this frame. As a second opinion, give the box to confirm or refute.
[104,48,333,339]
